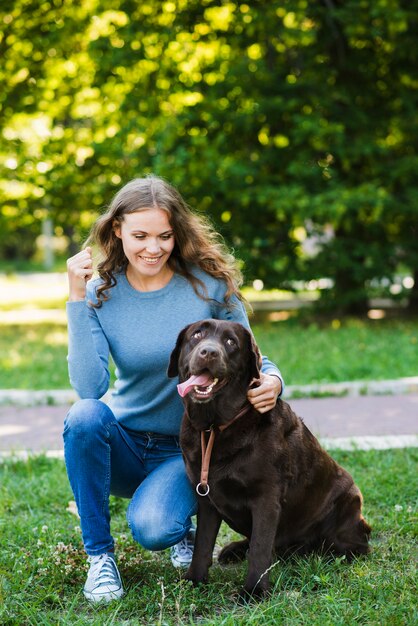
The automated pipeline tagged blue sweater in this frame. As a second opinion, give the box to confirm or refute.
[66,268,284,435]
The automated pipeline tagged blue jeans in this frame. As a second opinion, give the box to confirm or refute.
[63,399,197,556]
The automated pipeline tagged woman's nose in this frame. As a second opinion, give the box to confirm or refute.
[145,238,160,253]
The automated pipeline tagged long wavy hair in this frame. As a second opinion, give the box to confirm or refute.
[86,175,245,308]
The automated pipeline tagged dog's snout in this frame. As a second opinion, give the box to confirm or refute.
[192,339,222,366]
[199,345,219,360]
[188,334,227,375]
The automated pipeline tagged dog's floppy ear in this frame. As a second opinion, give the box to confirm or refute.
[245,328,262,381]
[167,324,191,378]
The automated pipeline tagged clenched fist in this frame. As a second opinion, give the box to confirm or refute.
[66,246,94,301]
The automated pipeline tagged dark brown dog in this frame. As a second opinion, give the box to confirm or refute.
[168,319,371,599]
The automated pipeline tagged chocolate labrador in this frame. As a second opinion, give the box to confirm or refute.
[168,319,371,599]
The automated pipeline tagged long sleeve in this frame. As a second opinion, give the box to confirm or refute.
[65,269,285,435]
[66,298,110,399]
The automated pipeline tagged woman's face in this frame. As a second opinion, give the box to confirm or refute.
[114,208,175,285]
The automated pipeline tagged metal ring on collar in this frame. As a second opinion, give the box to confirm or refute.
[196,482,210,496]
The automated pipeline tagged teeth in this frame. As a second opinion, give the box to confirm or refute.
[141,257,161,264]
[194,378,219,395]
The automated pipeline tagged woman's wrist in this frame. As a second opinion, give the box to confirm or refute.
[68,288,86,302]
[68,296,85,302]
[265,373,283,396]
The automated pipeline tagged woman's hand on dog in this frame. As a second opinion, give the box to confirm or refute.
[247,373,282,413]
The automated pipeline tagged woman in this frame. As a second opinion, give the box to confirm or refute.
[64,174,284,602]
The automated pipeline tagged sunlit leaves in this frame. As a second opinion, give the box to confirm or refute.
[0,0,417,312]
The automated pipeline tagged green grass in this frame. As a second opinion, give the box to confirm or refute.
[0,317,417,390]
[0,272,68,311]
[0,324,69,389]
[0,449,416,625]
[252,317,418,386]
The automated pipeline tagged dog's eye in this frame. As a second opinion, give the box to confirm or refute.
[192,331,202,340]
[226,337,236,347]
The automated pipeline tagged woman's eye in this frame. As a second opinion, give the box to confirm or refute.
[134,235,146,240]
[226,338,235,346]
[161,234,173,241]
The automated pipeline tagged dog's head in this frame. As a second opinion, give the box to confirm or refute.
[168,319,261,404]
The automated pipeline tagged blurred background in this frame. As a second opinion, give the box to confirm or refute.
[1,0,417,391]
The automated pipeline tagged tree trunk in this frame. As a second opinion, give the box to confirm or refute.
[407,268,418,313]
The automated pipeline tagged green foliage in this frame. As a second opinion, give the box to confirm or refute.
[0,450,417,624]
[1,1,418,312]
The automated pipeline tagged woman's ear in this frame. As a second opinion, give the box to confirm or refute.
[113,219,121,239]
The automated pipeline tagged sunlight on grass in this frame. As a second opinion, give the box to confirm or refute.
[242,286,317,302]
[0,309,67,324]
[0,324,69,389]
[46,330,68,345]
[2,349,23,368]
[0,272,68,310]
[253,318,418,386]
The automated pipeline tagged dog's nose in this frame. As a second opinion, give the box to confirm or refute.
[199,345,219,360]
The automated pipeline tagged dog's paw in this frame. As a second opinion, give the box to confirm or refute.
[218,539,249,565]
[182,569,208,586]
[237,584,269,604]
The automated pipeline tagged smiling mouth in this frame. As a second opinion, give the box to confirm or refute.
[177,372,227,401]
[139,255,163,264]
[191,377,227,402]
[193,377,219,397]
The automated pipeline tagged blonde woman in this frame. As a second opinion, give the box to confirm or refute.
[64,175,284,602]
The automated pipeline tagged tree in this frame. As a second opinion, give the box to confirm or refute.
[1,0,417,313]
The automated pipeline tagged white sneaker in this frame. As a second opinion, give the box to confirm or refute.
[83,553,124,603]
[170,528,195,568]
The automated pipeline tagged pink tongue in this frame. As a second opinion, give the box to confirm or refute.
[177,373,213,398]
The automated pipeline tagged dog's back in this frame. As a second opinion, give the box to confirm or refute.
[270,399,371,555]
[182,396,371,557]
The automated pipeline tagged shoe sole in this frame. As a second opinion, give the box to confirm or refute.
[83,587,124,602]
[170,558,192,568]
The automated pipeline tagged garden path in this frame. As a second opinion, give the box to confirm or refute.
[0,393,417,455]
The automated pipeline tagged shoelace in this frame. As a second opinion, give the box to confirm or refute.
[88,554,118,588]
[175,535,194,557]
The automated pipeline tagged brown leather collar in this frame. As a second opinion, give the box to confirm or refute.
[194,402,252,496]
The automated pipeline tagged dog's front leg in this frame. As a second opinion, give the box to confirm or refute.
[241,499,281,600]
[183,498,222,585]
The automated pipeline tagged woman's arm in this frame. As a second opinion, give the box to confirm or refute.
[66,249,110,399]
[67,301,111,399]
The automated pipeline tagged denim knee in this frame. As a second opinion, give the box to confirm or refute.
[63,398,113,442]
[127,503,190,552]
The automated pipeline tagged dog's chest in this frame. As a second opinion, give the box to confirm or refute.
[206,473,254,533]
[186,437,268,528]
